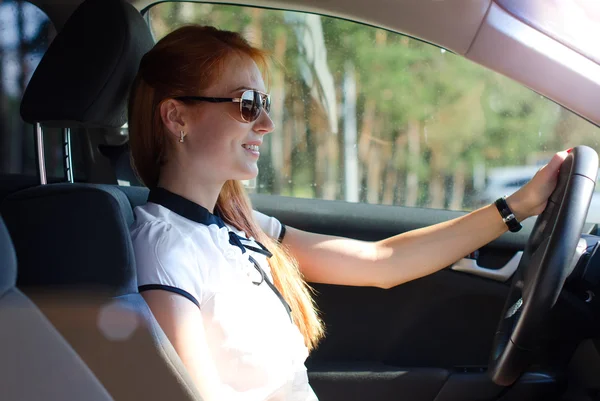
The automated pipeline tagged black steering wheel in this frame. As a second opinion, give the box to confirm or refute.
[488,145,599,386]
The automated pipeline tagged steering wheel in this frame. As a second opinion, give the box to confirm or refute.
[488,146,599,386]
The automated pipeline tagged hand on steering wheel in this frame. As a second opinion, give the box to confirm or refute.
[505,150,570,222]
[488,146,599,386]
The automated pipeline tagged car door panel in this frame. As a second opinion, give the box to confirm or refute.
[308,364,449,401]
[251,194,524,401]
[307,271,507,368]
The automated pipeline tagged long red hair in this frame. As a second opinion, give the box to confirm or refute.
[128,25,323,350]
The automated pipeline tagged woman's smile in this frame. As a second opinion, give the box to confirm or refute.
[242,142,261,157]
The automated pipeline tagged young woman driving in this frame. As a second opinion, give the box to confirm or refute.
[128,25,567,401]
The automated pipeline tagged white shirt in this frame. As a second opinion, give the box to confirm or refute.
[130,188,318,401]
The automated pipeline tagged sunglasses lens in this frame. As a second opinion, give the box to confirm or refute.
[240,90,260,122]
[263,94,271,115]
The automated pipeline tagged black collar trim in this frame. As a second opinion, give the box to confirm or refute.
[148,187,273,258]
[148,187,225,228]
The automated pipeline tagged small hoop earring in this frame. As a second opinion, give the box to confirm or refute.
[179,130,185,143]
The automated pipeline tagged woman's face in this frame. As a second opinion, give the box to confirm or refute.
[176,54,274,184]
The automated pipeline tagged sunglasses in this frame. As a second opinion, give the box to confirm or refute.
[174,89,271,123]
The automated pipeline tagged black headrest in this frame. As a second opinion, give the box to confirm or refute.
[1,184,137,296]
[99,143,143,187]
[0,217,17,296]
[20,0,154,128]
[116,185,149,209]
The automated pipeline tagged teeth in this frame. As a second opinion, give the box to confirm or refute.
[244,144,259,152]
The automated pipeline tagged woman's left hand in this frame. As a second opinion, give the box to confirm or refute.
[506,149,570,222]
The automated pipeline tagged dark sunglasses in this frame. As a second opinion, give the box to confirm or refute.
[174,89,271,123]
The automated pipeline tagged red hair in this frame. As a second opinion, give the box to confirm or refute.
[128,25,323,350]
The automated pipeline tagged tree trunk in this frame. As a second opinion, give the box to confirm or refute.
[291,93,308,196]
[283,103,295,186]
[449,161,466,211]
[268,30,287,194]
[390,133,407,205]
[405,120,420,207]
[429,174,445,209]
[358,98,375,163]
[342,62,359,202]
[357,98,376,202]
[245,9,264,46]
[375,30,387,46]
[314,130,325,199]
[323,131,338,200]
[382,167,397,205]
[366,146,382,204]
[429,153,446,209]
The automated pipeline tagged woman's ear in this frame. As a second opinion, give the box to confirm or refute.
[159,99,186,140]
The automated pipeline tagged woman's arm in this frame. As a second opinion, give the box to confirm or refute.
[142,291,220,401]
[285,204,507,288]
[284,151,567,289]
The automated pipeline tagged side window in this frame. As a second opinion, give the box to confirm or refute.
[0,0,84,181]
[147,4,600,218]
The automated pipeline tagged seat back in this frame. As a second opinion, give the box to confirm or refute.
[0,173,58,203]
[3,0,203,397]
[0,216,114,401]
[1,184,202,401]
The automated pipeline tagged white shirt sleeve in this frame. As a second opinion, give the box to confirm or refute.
[253,210,285,242]
[131,221,204,308]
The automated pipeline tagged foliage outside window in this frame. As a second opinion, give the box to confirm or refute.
[147,3,600,215]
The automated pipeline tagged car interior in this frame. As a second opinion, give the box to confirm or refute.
[1,0,600,401]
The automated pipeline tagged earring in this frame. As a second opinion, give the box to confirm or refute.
[179,130,185,143]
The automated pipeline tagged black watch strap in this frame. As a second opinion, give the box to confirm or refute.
[494,197,522,233]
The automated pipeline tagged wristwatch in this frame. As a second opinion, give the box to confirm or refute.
[494,196,522,233]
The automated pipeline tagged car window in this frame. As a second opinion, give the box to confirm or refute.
[0,0,86,181]
[147,3,600,222]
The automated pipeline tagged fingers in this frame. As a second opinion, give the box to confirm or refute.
[543,150,569,172]
[551,150,569,166]
[534,150,568,180]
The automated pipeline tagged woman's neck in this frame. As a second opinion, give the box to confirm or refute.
[157,163,223,214]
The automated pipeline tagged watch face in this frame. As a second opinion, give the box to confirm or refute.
[509,220,523,232]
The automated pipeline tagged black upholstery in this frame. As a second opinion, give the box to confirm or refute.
[1,183,203,401]
[0,174,62,203]
[117,184,149,210]
[0,216,115,401]
[99,142,143,186]
[1,184,137,295]
[20,0,154,128]
[0,217,16,297]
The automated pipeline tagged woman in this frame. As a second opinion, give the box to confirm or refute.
[128,25,567,401]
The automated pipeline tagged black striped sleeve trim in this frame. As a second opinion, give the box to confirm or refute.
[138,284,200,308]
[278,224,287,243]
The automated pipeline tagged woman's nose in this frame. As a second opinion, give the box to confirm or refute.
[254,110,275,135]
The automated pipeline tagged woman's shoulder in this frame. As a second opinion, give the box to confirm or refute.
[130,204,198,260]
[252,209,284,241]
[131,203,200,239]
[131,205,207,282]
[131,203,223,264]
[131,205,209,306]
